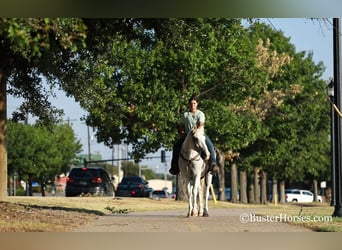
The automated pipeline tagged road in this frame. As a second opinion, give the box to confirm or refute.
[76,208,312,232]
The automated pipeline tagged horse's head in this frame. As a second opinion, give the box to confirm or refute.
[191,127,210,160]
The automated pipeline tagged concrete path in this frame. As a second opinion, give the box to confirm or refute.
[76,208,312,232]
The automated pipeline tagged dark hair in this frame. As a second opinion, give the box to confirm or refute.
[188,94,199,104]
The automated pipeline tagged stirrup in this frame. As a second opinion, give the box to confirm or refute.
[209,161,219,174]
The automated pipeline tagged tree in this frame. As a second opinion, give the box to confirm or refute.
[121,161,157,180]
[67,19,273,201]
[65,19,258,159]
[0,18,88,200]
[53,123,83,175]
[238,21,330,203]
[7,120,81,195]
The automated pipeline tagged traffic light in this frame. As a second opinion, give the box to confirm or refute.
[161,150,166,163]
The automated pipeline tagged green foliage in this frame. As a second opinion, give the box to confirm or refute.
[238,21,330,183]
[204,100,264,152]
[104,206,131,214]
[7,121,82,183]
[121,161,157,180]
[2,18,87,125]
[64,19,261,158]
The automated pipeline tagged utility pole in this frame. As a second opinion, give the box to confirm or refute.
[333,18,342,217]
[87,126,91,161]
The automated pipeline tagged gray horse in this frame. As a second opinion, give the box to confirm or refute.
[178,127,213,217]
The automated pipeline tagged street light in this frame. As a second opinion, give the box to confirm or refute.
[327,79,335,97]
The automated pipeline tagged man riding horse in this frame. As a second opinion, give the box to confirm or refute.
[169,95,219,175]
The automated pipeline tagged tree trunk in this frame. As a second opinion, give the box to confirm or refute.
[272,179,278,203]
[41,183,46,197]
[240,170,248,204]
[313,179,319,202]
[26,181,33,196]
[7,177,13,196]
[176,174,188,201]
[279,180,285,203]
[261,171,268,204]
[230,161,238,203]
[248,178,255,204]
[0,68,7,201]
[254,167,260,204]
[216,149,226,201]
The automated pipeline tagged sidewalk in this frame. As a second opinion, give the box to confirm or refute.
[76,208,312,232]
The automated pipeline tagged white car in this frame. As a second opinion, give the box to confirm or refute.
[285,189,323,203]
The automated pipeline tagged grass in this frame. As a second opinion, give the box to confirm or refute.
[2,196,342,232]
[252,202,340,232]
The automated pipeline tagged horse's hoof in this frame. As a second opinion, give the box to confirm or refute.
[191,212,199,217]
[203,212,209,217]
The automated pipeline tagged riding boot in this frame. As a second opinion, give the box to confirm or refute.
[169,138,182,175]
[169,157,180,175]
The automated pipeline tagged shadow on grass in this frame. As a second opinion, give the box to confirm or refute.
[290,202,328,208]
[15,202,106,216]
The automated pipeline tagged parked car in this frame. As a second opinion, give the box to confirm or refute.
[209,188,240,201]
[285,189,322,203]
[169,192,176,200]
[152,190,170,199]
[65,167,115,197]
[116,176,153,197]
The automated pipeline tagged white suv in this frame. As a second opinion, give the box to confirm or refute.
[285,189,323,203]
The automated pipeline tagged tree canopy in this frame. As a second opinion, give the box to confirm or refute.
[238,22,330,183]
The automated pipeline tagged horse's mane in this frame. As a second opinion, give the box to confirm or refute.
[183,127,204,145]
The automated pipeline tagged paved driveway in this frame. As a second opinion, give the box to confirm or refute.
[76,208,312,232]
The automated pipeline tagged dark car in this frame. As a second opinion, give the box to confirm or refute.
[65,167,115,197]
[116,176,153,197]
[152,190,170,199]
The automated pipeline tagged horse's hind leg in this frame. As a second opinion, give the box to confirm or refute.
[202,186,210,217]
[202,197,209,217]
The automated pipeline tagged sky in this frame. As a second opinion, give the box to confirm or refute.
[7,18,335,174]
[265,18,333,79]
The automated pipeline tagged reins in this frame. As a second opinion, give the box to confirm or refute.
[180,150,201,164]
[179,130,206,169]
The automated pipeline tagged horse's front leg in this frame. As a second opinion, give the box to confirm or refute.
[187,181,193,217]
[191,175,201,217]
[198,178,205,217]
